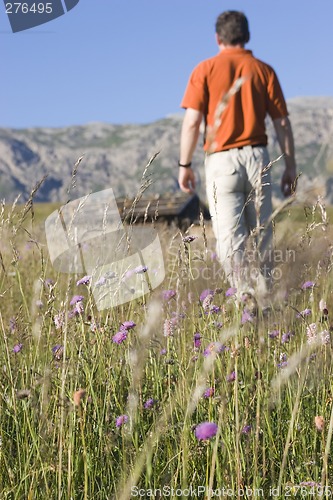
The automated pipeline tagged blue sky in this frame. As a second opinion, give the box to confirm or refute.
[2,0,333,128]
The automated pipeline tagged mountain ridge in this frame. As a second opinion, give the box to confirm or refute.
[0,96,332,204]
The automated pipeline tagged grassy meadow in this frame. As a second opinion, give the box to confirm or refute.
[0,189,333,499]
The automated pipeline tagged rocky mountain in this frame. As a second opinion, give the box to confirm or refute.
[0,96,333,204]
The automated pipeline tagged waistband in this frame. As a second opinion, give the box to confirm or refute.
[224,143,267,151]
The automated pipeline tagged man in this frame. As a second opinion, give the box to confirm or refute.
[178,10,296,302]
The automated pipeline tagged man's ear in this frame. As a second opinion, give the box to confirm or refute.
[215,33,222,45]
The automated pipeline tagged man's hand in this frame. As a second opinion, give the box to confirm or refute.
[178,166,196,193]
[281,167,297,197]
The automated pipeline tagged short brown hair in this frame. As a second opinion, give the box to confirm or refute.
[215,11,250,46]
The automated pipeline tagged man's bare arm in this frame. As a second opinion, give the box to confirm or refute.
[178,108,203,193]
[273,116,297,196]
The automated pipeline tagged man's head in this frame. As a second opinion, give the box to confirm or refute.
[215,11,250,47]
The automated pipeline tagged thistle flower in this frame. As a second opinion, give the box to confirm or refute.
[134,265,148,274]
[241,309,254,324]
[52,345,64,361]
[162,289,176,301]
[203,342,225,357]
[115,415,128,428]
[281,332,292,343]
[203,387,214,398]
[227,371,236,382]
[195,422,218,440]
[144,398,157,409]
[13,343,23,353]
[268,329,280,339]
[301,281,315,289]
[226,287,237,297]
[112,330,128,344]
[200,289,214,302]
[121,320,136,330]
[194,333,201,348]
[95,276,107,287]
[70,295,84,306]
[207,304,221,314]
[296,308,311,318]
[76,275,91,286]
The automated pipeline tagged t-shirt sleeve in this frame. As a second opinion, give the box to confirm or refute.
[181,62,208,113]
[266,69,289,120]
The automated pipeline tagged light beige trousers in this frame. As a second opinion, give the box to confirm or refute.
[205,145,273,299]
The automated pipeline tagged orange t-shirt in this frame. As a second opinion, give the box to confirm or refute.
[181,47,288,152]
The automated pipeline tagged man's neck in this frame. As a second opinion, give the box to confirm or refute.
[218,43,245,52]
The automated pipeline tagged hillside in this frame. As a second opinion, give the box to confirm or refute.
[0,96,333,204]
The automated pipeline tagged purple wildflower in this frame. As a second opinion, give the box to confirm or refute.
[203,387,214,398]
[182,235,197,243]
[68,301,84,319]
[95,276,107,287]
[281,332,292,343]
[162,289,176,301]
[112,330,128,344]
[144,398,157,409]
[241,425,252,435]
[227,371,236,382]
[115,415,128,428]
[135,265,148,274]
[13,343,23,353]
[241,309,254,324]
[52,345,64,361]
[277,361,288,369]
[200,289,214,302]
[213,321,223,329]
[296,308,311,318]
[194,333,202,349]
[195,422,218,441]
[76,275,91,286]
[160,348,167,355]
[70,295,84,306]
[268,329,280,339]
[44,278,54,288]
[226,287,237,297]
[299,481,321,487]
[301,281,315,289]
[205,304,221,314]
[203,342,225,357]
[36,299,43,308]
[121,320,136,330]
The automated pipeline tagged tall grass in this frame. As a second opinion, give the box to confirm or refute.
[0,181,333,499]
